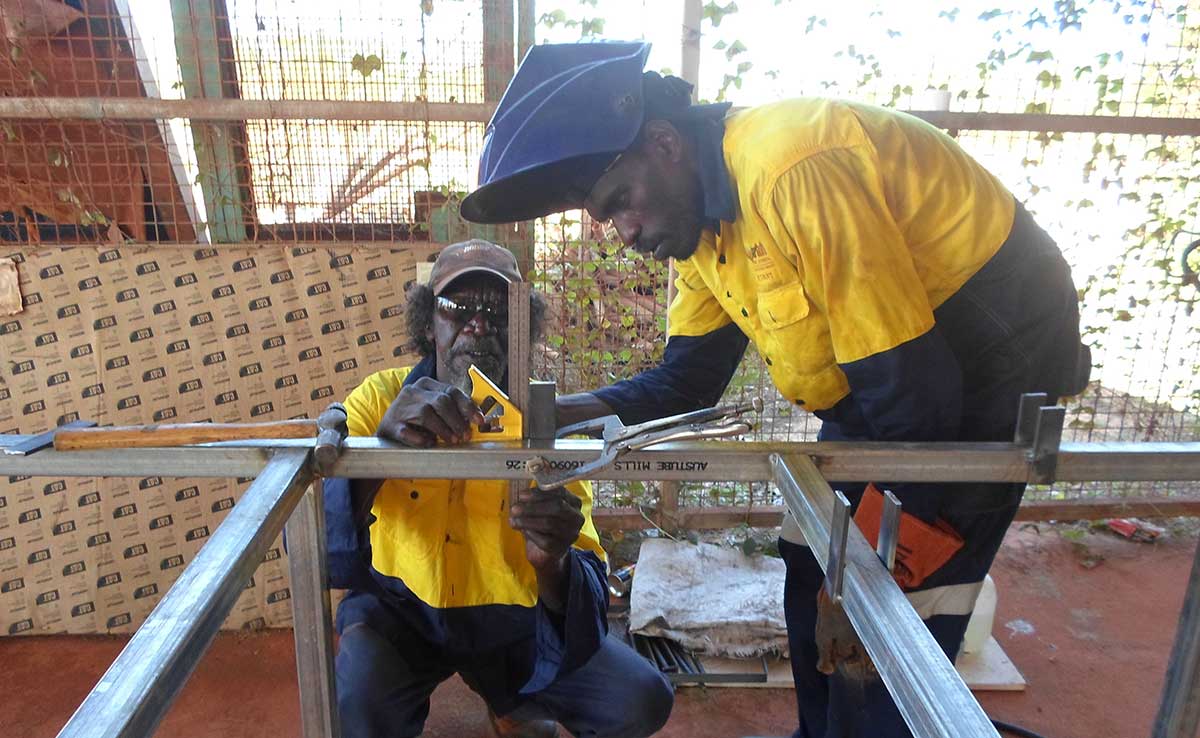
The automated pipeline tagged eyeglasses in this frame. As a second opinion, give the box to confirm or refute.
[435,295,508,328]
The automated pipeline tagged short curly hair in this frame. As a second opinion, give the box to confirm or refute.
[405,282,547,357]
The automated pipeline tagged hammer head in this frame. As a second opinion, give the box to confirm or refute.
[313,402,348,476]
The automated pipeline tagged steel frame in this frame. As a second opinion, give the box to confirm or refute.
[2,433,1200,737]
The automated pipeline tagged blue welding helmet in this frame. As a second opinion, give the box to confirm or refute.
[460,41,652,224]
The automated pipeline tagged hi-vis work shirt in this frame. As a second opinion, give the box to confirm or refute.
[324,356,609,702]
[595,98,1018,448]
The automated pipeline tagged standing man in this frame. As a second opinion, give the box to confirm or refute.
[324,239,673,738]
[461,43,1090,737]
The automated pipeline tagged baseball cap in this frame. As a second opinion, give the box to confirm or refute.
[428,239,522,296]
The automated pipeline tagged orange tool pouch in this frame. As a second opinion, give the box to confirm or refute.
[853,483,964,590]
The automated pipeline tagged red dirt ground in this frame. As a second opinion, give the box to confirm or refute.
[2,523,1194,738]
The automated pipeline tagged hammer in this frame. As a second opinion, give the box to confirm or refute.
[312,402,348,477]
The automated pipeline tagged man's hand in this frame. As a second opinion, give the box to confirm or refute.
[376,377,485,448]
[815,585,877,682]
[510,486,584,573]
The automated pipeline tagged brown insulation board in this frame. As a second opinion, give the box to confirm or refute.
[0,244,420,634]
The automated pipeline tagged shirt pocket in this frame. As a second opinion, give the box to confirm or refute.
[757,279,811,329]
[755,279,843,406]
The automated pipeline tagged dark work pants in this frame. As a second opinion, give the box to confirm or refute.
[335,623,674,738]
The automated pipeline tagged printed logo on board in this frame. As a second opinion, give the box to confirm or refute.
[233,257,256,272]
[149,515,173,530]
[47,371,70,387]
[35,331,56,346]
[97,572,122,588]
[81,383,105,399]
[106,356,129,370]
[202,351,226,366]
[43,480,66,496]
[98,249,121,263]
[307,281,330,296]
[226,323,249,338]
[367,266,390,281]
[134,584,159,599]
[329,254,353,269]
[56,411,79,425]
[212,497,234,513]
[190,311,214,326]
[292,247,315,256]
[298,347,322,361]
[23,292,41,306]
[161,555,185,570]
[270,269,293,284]
[129,327,154,343]
[0,320,21,335]
[175,272,198,287]
[23,399,45,415]
[62,561,86,576]
[335,359,358,373]
[166,339,190,354]
[2,577,25,593]
[311,386,334,401]
[153,299,176,315]
[262,548,281,562]
[78,276,102,291]
[53,521,76,536]
[107,613,132,628]
[93,315,117,330]
[275,375,298,389]
[321,320,345,335]
[27,548,50,564]
[175,485,199,501]
[8,619,33,634]
[262,335,285,350]
[113,503,137,519]
[248,296,272,311]
[39,264,64,279]
[379,304,403,319]
[193,247,218,260]
[86,531,111,546]
[12,359,35,375]
[57,303,80,319]
[250,402,274,418]
[0,536,13,551]
[124,543,148,558]
[211,284,235,299]
[79,493,102,509]
[139,477,163,490]
[72,602,95,617]
[70,343,93,359]
[18,508,41,524]
[116,395,141,411]
[267,588,291,604]
[136,260,159,276]
[214,390,238,405]
[239,362,262,377]
[116,288,139,303]
[284,308,308,323]
[36,589,60,605]
[344,293,367,308]
[178,379,203,394]
[142,367,166,382]
[185,526,210,542]
[358,331,380,346]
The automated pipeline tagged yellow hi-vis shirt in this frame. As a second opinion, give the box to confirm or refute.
[344,367,606,609]
[669,98,1016,411]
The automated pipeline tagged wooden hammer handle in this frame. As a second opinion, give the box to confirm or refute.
[53,419,318,451]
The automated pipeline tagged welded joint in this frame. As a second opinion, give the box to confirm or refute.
[877,489,902,573]
[825,490,851,603]
[1013,392,1048,446]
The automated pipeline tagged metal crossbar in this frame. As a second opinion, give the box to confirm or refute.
[1,435,1199,737]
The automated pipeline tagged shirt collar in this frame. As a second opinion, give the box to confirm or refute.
[692,108,736,232]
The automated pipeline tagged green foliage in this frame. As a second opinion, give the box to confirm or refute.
[351,53,383,78]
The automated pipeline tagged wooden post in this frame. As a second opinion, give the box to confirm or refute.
[483,0,516,102]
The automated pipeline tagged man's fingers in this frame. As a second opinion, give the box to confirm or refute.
[447,385,485,426]
[381,422,436,448]
[429,391,472,440]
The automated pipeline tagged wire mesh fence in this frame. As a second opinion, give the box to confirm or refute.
[1,0,1198,520]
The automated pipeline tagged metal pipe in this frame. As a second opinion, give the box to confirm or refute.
[3,436,1199,483]
[1152,536,1200,738]
[771,452,1000,738]
[0,97,1197,136]
[285,480,341,738]
[0,97,493,122]
[56,449,313,738]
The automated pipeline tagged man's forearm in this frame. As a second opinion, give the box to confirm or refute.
[555,392,615,430]
[534,553,572,613]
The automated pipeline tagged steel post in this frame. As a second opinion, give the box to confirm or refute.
[771,453,1000,738]
[1152,536,1200,738]
[56,449,312,738]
